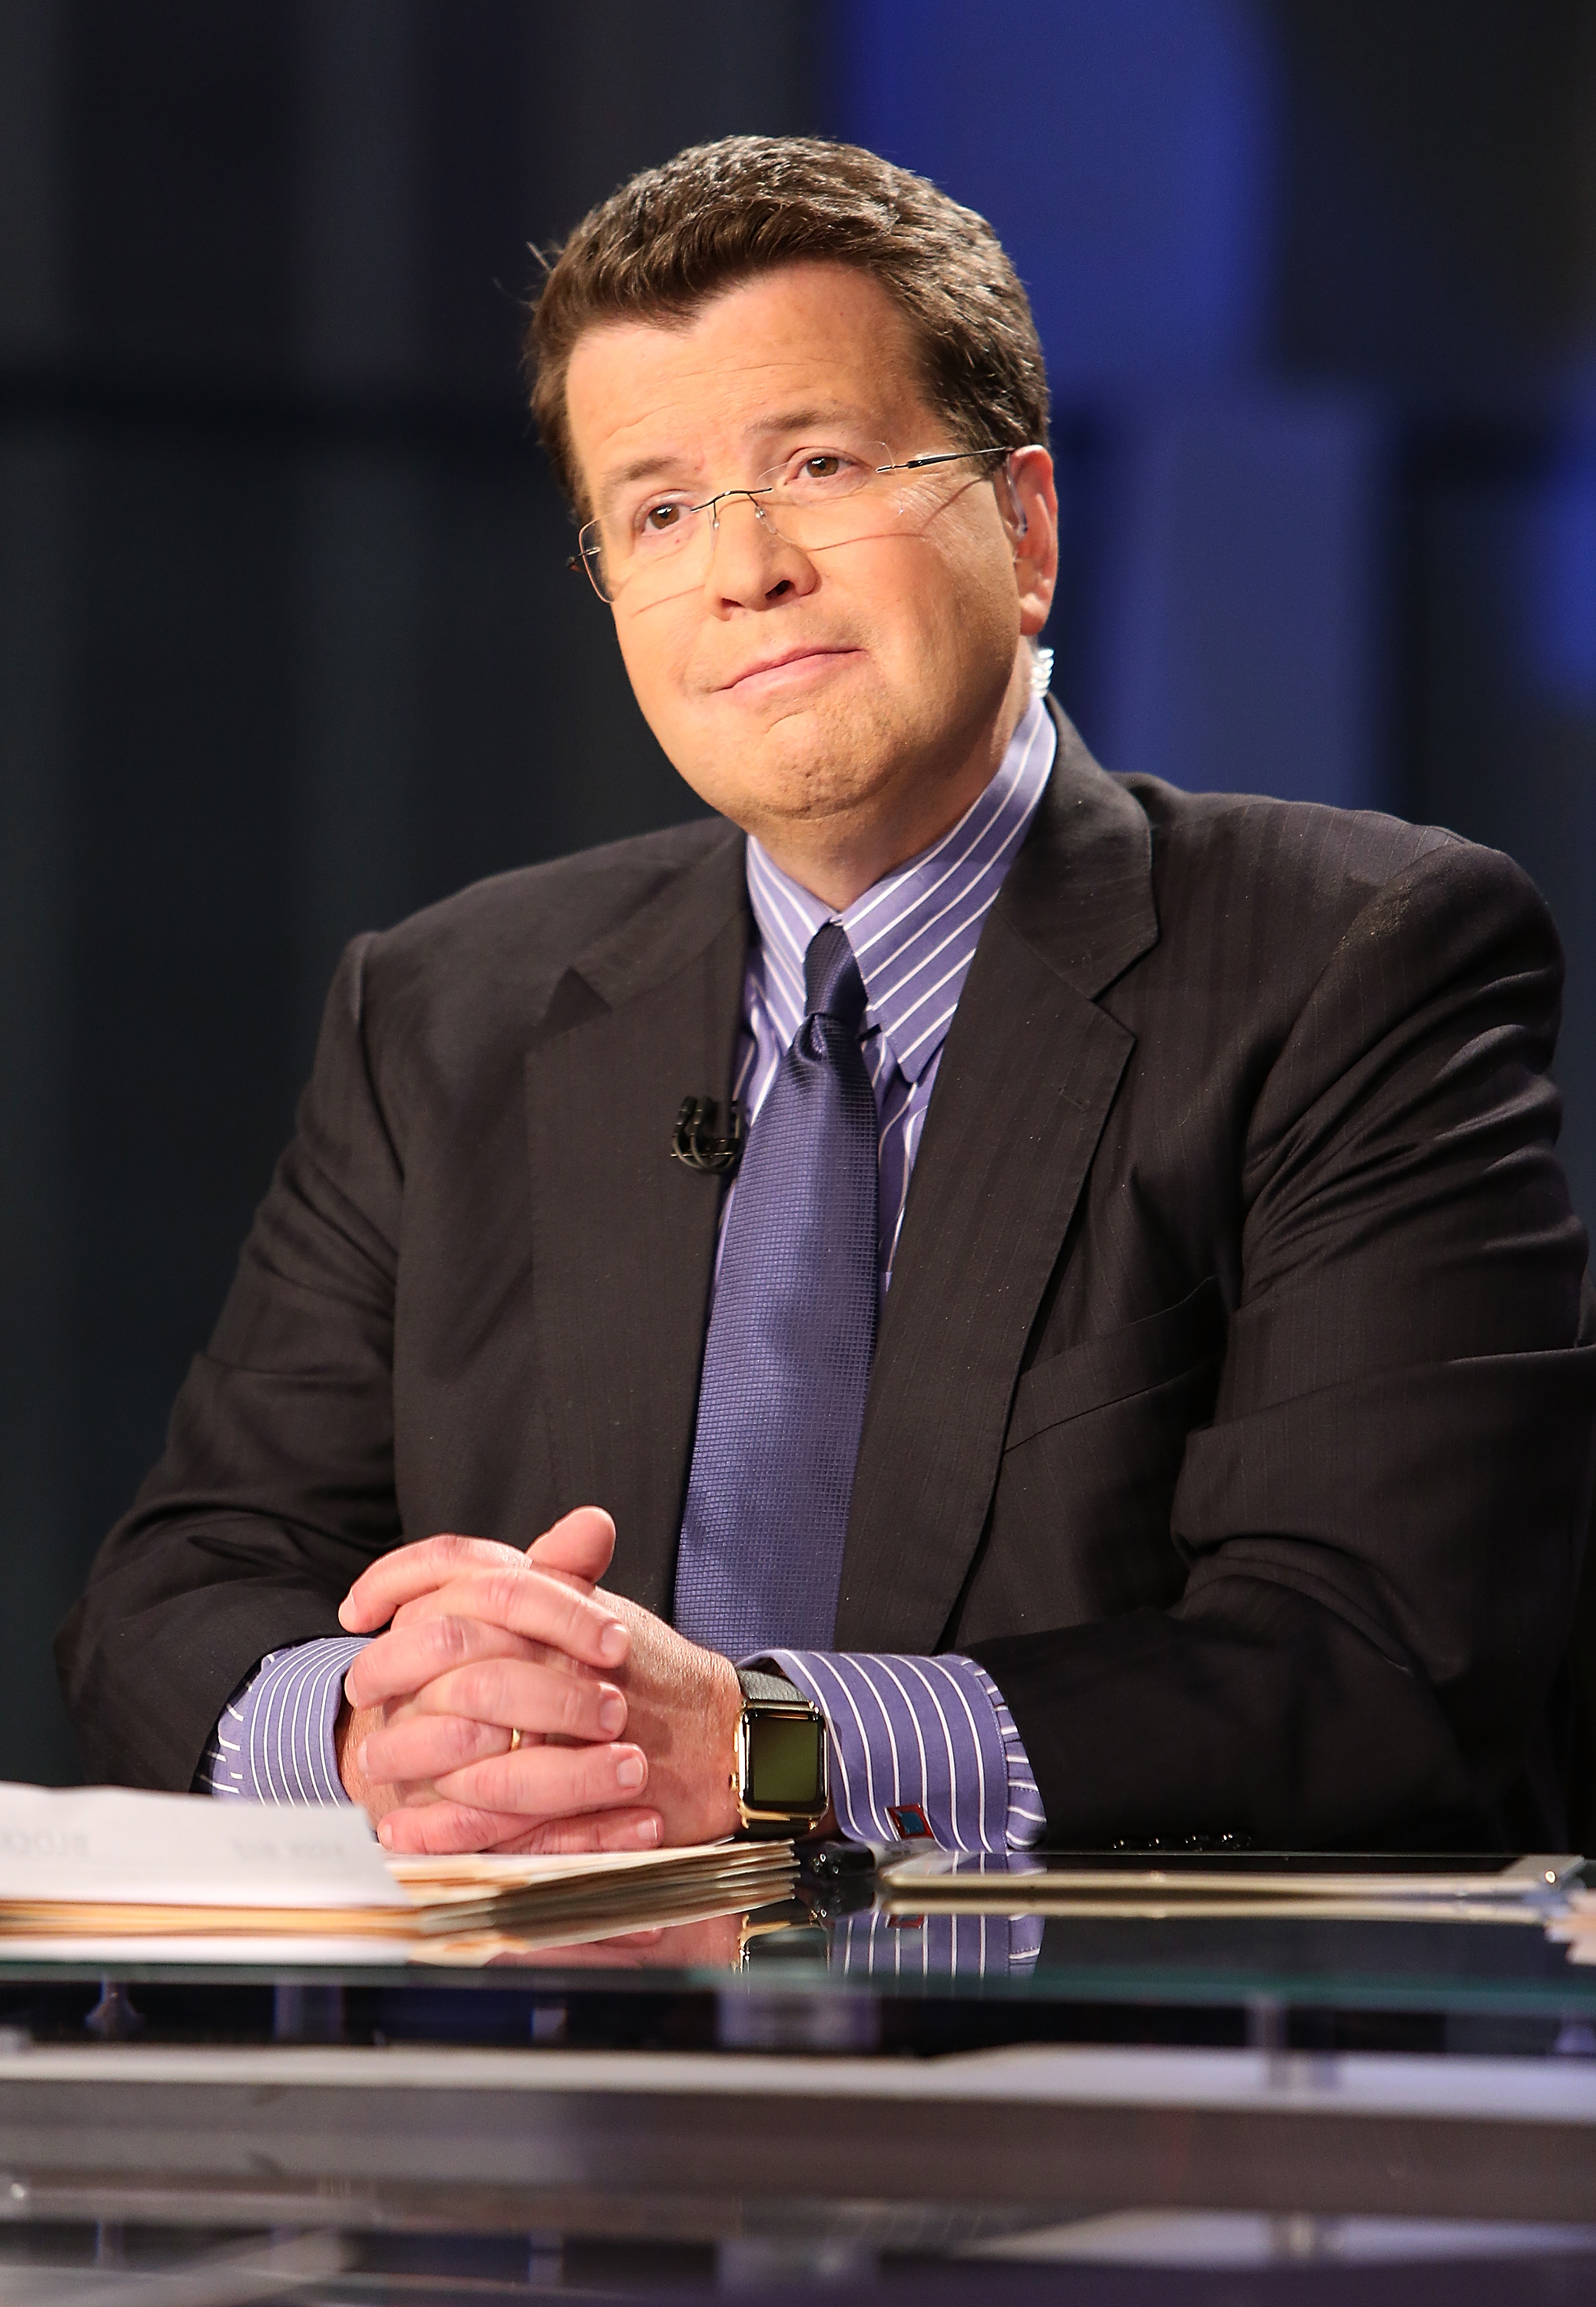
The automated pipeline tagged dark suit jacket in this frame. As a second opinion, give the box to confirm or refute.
[58,705,1596,1847]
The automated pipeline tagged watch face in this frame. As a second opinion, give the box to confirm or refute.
[746,1713,826,1812]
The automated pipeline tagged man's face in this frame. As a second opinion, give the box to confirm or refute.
[562,263,1056,869]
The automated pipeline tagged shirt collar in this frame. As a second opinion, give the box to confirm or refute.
[744,693,1056,1083]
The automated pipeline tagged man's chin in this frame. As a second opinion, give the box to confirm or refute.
[700,754,905,839]
[697,694,903,797]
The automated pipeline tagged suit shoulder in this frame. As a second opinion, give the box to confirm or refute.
[323,815,739,1098]
[381,815,730,965]
[1119,774,1551,946]
[363,815,731,1004]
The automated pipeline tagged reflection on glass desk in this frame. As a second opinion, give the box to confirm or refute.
[2,1856,1596,2302]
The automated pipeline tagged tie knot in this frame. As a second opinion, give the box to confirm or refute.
[804,921,867,1033]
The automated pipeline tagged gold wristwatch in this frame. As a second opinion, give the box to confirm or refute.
[732,1667,830,1839]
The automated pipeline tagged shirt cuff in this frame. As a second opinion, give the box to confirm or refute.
[196,1636,371,1804]
[762,1650,1046,1853]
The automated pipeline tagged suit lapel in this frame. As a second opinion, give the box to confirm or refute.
[836,709,1159,1651]
[524,826,748,1615]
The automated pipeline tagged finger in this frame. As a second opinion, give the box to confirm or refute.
[390,1513,606,1626]
[431,1738,647,1817]
[376,1799,535,1854]
[343,1614,541,1711]
[414,1657,627,1743]
[374,1793,663,1858]
[367,1568,630,1674]
[363,1659,627,1782]
[389,1583,545,1633]
[361,1712,514,1786]
[485,1808,663,1856]
[524,1506,616,1588]
[340,1533,532,1632]
[388,1533,600,1629]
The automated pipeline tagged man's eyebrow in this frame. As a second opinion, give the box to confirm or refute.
[750,404,879,438]
[600,453,686,503]
[597,407,881,504]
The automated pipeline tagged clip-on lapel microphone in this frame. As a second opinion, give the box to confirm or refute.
[671,1094,745,1177]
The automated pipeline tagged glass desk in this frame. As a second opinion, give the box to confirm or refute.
[2,1878,1595,2303]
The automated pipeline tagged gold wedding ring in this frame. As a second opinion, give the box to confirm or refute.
[508,1727,523,1753]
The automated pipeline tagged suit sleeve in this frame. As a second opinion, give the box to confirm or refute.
[972,839,1596,1849]
[55,935,405,1792]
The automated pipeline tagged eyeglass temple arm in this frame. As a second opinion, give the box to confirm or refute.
[881,446,1017,474]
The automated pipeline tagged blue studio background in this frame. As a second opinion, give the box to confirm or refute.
[2,1,1594,1781]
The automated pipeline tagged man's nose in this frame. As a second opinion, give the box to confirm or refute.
[703,493,815,609]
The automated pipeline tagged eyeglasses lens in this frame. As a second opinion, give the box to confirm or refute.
[577,444,999,605]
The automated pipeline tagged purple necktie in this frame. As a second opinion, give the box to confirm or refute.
[673,921,879,1654]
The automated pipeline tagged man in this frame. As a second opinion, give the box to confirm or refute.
[59,136,1596,1856]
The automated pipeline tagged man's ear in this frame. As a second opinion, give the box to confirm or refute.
[1006,445,1058,639]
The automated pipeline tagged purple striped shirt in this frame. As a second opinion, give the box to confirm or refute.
[201,698,1056,1852]
[202,1637,369,1803]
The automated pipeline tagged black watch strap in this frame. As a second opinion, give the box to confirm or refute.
[736,1666,804,1706]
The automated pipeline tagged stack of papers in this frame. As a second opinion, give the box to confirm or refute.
[0,1783,794,1964]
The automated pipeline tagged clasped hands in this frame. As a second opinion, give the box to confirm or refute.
[334,1508,743,1853]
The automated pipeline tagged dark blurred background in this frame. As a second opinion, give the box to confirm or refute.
[2,0,1594,1782]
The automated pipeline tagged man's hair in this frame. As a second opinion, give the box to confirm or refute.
[526,135,1049,519]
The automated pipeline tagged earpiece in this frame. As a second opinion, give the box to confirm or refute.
[999,460,1028,540]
